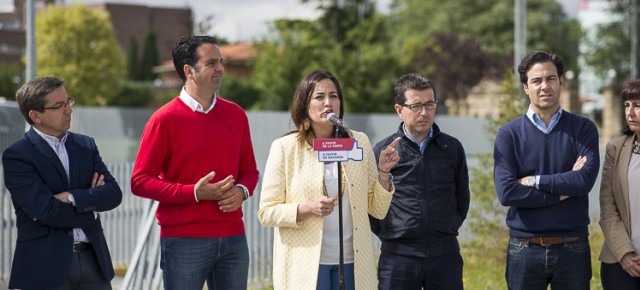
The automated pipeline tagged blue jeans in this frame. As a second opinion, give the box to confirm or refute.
[317,263,355,290]
[160,235,249,290]
[506,237,591,290]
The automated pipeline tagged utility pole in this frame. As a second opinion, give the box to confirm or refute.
[25,0,35,82]
[632,0,637,79]
[514,0,527,78]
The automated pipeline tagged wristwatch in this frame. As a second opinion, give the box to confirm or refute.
[379,173,394,186]
[526,176,536,187]
[237,185,249,201]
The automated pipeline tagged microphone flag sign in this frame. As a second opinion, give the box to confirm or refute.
[312,138,363,162]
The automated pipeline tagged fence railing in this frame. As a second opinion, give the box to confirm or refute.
[0,166,16,282]
[0,163,274,289]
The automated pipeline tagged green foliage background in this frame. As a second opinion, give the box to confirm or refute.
[126,36,140,80]
[0,63,22,100]
[585,0,638,89]
[139,29,159,81]
[463,72,525,289]
[218,75,262,110]
[35,4,125,106]
[246,0,582,114]
[463,72,604,289]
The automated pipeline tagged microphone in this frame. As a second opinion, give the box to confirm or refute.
[326,112,344,127]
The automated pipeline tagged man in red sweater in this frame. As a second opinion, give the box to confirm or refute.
[131,35,259,290]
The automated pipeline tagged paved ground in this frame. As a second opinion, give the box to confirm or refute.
[0,276,124,290]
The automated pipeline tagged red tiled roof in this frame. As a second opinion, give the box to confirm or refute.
[220,43,254,63]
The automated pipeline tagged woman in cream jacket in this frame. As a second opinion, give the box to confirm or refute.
[258,70,400,290]
[599,79,640,289]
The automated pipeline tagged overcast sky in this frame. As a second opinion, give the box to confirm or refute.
[2,0,580,42]
[65,0,393,42]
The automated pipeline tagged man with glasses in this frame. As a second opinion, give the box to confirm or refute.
[370,73,470,290]
[2,76,122,290]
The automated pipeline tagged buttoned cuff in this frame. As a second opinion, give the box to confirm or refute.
[67,193,76,206]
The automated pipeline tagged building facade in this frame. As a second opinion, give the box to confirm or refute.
[0,1,192,66]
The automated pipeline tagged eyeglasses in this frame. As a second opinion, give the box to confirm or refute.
[43,98,74,112]
[401,101,438,112]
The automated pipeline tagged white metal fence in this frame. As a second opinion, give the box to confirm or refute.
[0,166,16,282]
[0,163,274,288]
[0,104,498,289]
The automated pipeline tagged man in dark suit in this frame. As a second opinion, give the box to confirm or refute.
[2,76,122,290]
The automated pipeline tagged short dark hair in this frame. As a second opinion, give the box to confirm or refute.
[15,76,65,125]
[621,79,640,136]
[172,35,218,82]
[517,50,564,84]
[289,70,349,144]
[393,73,436,105]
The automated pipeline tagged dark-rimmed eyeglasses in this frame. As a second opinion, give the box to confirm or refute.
[43,98,75,112]
[401,101,437,112]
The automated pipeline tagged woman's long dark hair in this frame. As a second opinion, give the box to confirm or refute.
[288,70,351,145]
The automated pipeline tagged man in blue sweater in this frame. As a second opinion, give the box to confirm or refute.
[494,50,600,289]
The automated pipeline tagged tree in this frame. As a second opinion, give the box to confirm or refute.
[390,0,581,78]
[36,4,125,106]
[0,62,22,100]
[584,0,636,88]
[391,0,581,111]
[251,19,325,111]
[301,0,376,43]
[526,2,582,78]
[250,2,402,112]
[322,14,403,113]
[112,81,153,107]
[140,29,159,81]
[409,32,492,115]
[127,36,140,80]
[219,75,262,110]
[464,71,528,287]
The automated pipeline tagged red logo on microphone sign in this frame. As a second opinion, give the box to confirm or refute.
[313,138,355,151]
[313,138,363,162]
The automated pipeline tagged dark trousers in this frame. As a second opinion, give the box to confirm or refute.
[377,251,464,290]
[51,248,111,290]
[601,262,640,290]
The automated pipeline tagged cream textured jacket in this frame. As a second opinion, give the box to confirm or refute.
[258,130,393,290]
[599,133,637,263]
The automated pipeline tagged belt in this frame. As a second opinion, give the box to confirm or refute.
[518,236,581,247]
[73,242,92,252]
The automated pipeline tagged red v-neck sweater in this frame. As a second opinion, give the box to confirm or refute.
[131,97,259,238]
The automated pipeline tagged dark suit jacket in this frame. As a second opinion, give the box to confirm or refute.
[2,128,122,290]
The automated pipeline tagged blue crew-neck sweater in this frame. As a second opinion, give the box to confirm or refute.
[494,110,600,238]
